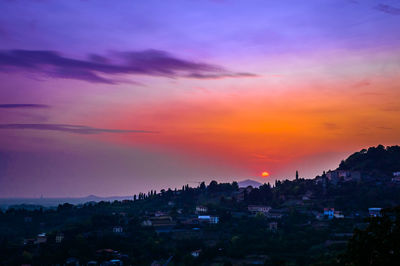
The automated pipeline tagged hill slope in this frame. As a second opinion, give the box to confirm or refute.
[338,145,400,176]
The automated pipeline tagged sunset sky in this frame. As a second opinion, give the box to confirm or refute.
[1,0,400,197]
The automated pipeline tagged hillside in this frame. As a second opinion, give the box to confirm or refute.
[337,145,400,177]
[1,145,400,265]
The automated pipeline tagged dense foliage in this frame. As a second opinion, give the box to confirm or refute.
[342,207,400,266]
[338,145,400,177]
[0,145,399,265]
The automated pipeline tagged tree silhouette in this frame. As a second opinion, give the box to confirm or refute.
[342,207,400,265]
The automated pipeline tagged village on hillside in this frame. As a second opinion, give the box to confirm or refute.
[1,145,400,265]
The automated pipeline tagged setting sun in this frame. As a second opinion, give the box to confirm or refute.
[261,171,270,177]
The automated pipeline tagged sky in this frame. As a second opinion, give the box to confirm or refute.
[0,0,400,197]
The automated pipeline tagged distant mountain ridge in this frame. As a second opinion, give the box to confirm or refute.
[238,179,262,188]
[0,195,132,209]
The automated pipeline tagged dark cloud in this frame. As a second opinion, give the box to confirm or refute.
[0,104,50,109]
[186,72,257,79]
[375,4,400,15]
[0,123,156,134]
[0,49,256,84]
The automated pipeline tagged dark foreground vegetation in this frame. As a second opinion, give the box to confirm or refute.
[1,145,400,265]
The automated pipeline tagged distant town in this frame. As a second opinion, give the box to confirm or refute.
[1,145,400,265]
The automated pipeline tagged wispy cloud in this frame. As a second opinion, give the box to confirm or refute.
[375,4,400,15]
[0,49,256,84]
[0,104,50,109]
[186,72,257,79]
[0,124,156,134]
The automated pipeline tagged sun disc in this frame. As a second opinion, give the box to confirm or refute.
[261,171,270,177]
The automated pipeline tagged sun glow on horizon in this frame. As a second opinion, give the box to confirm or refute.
[261,171,270,177]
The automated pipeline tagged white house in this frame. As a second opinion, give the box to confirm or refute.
[141,219,152,227]
[196,205,208,213]
[248,205,271,214]
[393,172,400,177]
[56,232,64,243]
[334,211,344,219]
[191,249,201,257]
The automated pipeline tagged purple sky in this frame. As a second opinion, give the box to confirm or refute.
[1,0,400,197]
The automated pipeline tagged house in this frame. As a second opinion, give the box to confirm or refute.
[112,226,123,233]
[168,201,175,206]
[195,205,208,213]
[334,211,344,219]
[191,249,202,257]
[155,211,169,217]
[248,205,271,214]
[141,219,152,227]
[149,216,176,233]
[392,176,400,183]
[35,233,47,244]
[267,212,283,219]
[393,171,400,177]
[150,216,175,226]
[267,209,285,219]
[209,216,219,224]
[369,208,382,217]
[56,232,64,243]
[198,215,219,224]
[268,222,278,231]
[326,170,361,183]
[23,238,35,245]
[324,208,335,219]
[302,195,310,201]
[314,212,324,221]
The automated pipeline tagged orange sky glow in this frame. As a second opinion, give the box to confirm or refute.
[1,1,400,197]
